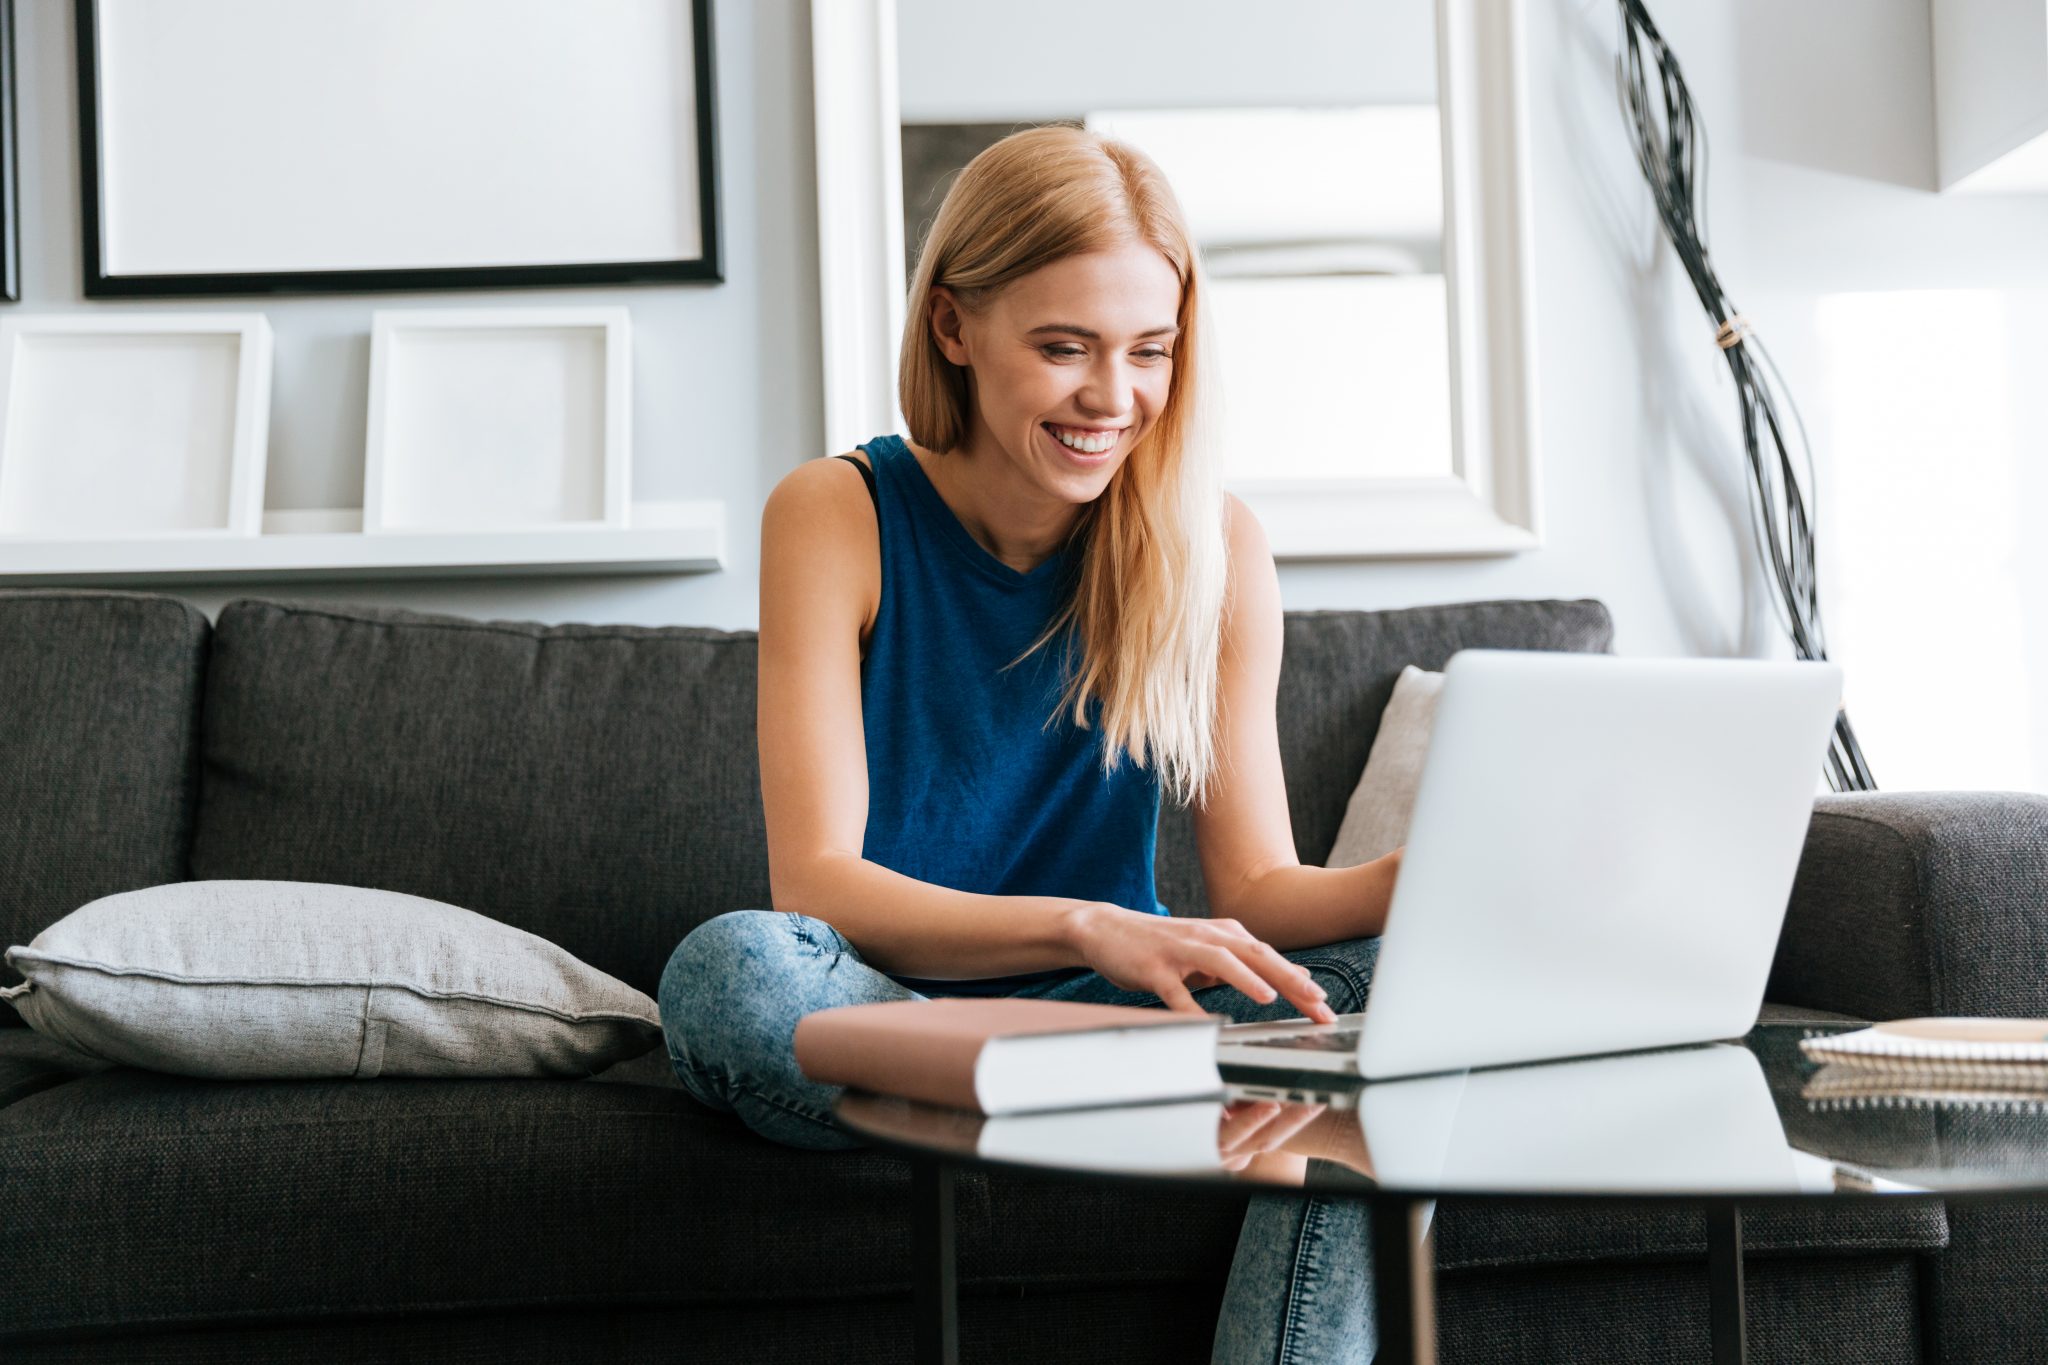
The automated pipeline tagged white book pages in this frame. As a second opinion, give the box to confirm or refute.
[974,1018,1222,1115]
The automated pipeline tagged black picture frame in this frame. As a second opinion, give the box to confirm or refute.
[0,0,20,303]
[74,0,722,298]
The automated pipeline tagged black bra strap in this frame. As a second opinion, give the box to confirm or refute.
[837,454,883,627]
[836,452,880,515]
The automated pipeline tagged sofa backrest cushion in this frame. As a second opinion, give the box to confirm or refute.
[189,595,1613,998]
[0,590,210,1025]
[1153,597,1615,916]
[191,599,765,1001]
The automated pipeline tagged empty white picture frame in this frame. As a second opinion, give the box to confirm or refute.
[364,307,632,534]
[0,314,272,540]
[78,0,722,296]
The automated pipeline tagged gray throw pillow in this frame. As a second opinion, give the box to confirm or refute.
[1326,664,1446,868]
[0,880,662,1079]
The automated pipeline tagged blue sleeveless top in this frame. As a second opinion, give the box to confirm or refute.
[847,434,1167,996]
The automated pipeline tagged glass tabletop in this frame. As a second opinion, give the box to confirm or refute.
[831,1021,2048,1202]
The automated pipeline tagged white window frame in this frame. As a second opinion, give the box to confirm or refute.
[810,0,1541,559]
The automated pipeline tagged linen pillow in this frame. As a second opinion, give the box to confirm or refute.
[0,880,662,1079]
[1326,664,1446,869]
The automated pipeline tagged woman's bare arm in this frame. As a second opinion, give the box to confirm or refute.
[757,454,1092,980]
[758,456,1332,1019]
[1192,495,1402,950]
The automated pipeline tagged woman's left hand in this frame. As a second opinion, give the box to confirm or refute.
[1182,846,1403,996]
[1217,1099,1328,1172]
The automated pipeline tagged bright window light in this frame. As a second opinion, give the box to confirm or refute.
[1207,274,1452,481]
[1084,106,1443,245]
[1085,106,1452,482]
[1814,289,2044,793]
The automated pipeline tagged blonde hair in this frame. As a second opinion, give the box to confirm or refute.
[898,125,1229,809]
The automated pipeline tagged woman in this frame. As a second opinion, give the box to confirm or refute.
[659,124,1403,1364]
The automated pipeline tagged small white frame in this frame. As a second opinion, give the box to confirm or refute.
[363,306,632,535]
[811,0,1542,559]
[0,313,272,541]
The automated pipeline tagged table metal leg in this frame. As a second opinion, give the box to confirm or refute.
[1372,1194,1439,1365]
[1706,1200,1748,1365]
[912,1155,959,1365]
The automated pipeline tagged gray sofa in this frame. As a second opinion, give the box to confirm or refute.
[2,586,2044,1363]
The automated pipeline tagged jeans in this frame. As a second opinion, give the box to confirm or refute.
[658,909,1382,1365]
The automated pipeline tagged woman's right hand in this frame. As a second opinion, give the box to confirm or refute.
[1066,903,1336,1023]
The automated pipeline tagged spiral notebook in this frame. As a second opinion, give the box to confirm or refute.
[1803,1062,2048,1109]
[1798,1018,2048,1092]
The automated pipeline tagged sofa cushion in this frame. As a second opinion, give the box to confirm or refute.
[0,1057,1948,1342]
[186,596,1613,978]
[1156,597,1613,915]
[1432,1196,1947,1273]
[0,1065,1250,1339]
[189,598,767,1001]
[0,1291,1235,1365]
[0,1031,109,1111]
[1439,1254,1928,1365]
[1327,662,1445,868]
[0,590,210,1024]
[5,880,662,1079]
[1768,791,2048,1021]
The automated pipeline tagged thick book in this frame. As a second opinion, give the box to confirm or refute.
[793,997,1224,1115]
[975,1098,1229,1171]
[1798,1018,2048,1083]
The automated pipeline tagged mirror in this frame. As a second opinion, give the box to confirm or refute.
[812,0,1540,558]
[898,1,1451,486]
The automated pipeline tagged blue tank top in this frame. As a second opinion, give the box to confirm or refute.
[846,434,1167,996]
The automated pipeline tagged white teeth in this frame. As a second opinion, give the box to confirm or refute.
[1046,424,1118,454]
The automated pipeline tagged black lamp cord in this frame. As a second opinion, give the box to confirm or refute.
[1614,0,1877,792]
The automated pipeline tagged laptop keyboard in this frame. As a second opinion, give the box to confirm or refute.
[1238,1028,1365,1053]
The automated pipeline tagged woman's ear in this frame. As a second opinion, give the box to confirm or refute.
[929,286,972,368]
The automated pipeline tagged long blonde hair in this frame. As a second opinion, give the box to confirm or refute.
[898,125,1229,809]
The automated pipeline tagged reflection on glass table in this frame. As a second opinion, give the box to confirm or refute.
[836,1023,2048,1365]
[837,1037,1818,1197]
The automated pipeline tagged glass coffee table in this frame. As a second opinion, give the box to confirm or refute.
[834,1019,2048,1365]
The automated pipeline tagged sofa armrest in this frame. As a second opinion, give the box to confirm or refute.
[1765,791,2048,1021]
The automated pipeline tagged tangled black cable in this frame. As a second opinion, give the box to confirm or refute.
[1615,0,1876,792]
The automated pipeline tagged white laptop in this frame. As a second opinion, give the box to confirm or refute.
[1215,648,1844,1080]
[1238,1042,1807,1195]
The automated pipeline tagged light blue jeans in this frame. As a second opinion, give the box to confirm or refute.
[659,909,1381,1365]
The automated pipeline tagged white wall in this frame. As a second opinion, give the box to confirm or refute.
[9,0,2046,788]
[1528,0,2048,790]
[9,0,819,631]
[1718,0,2048,790]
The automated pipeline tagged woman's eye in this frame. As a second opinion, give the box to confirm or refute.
[1041,345,1173,361]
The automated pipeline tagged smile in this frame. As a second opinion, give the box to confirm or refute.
[1041,422,1123,457]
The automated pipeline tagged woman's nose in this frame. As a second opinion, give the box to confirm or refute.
[1076,357,1136,416]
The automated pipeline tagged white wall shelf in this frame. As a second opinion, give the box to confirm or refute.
[0,500,723,586]
[1932,0,2048,191]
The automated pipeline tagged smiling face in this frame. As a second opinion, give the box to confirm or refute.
[928,240,1183,510]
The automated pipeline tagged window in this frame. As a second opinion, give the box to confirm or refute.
[1813,288,2045,793]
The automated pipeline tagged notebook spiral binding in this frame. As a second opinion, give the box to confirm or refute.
[1805,1093,2048,1114]
[1800,1029,2048,1110]
[1798,1026,2048,1069]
